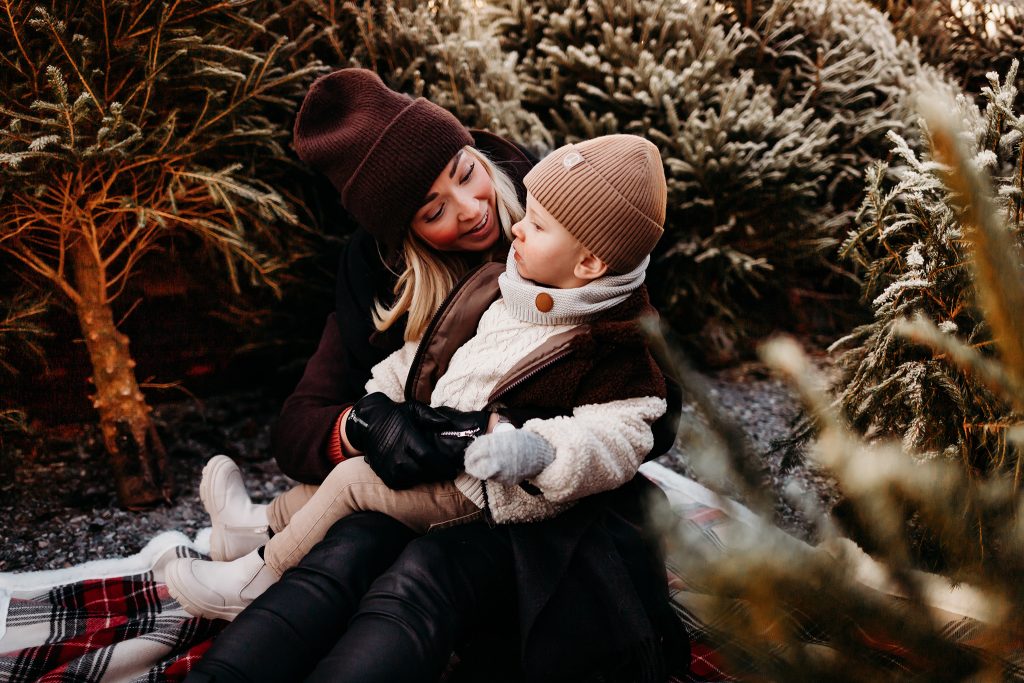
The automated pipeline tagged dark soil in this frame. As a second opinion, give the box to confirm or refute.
[1,365,835,574]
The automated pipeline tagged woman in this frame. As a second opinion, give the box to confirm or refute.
[184,69,686,682]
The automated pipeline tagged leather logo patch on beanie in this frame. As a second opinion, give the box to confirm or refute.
[524,134,667,273]
[562,152,584,169]
[292,69,472,251]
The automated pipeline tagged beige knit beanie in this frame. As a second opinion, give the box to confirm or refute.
[523,134,667,272]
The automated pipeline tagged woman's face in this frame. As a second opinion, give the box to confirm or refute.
[410,149,500,252]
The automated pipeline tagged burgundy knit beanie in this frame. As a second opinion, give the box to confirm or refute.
[293,69,473,250]
[524,134,666,272]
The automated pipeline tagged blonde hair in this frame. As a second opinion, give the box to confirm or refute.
[373,146,525,341]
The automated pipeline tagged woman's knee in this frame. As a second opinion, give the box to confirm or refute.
[369,523,514,616]
[282,512,415,602]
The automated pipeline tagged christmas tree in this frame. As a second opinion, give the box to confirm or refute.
[0,1,320,507]
[833,63,1022,473]
[294,0,551,151]
[658,87,1024,676]
[872,0,1024,97]
[487,0,957,361]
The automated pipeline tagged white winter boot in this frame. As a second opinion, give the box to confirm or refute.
[165,548,278,621]
[200,454,270,561]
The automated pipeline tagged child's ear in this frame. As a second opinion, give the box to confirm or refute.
[574,251,608,281]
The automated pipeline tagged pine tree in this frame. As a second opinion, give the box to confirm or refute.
[488,0,837,360]
[0,1,320,507]
[657,89,1024,679]
[833,63,1023,473]
[722,0,957,216]
[288,0,551,151]
[486,0,957,361]
[871,0,1024,97]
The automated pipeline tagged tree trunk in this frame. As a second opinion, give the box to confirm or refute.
[71,241,172,508]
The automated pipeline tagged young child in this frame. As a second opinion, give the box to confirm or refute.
[165,134,671,621]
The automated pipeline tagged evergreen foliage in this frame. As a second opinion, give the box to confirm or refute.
[871,1,1024,97]
[659,95,1024,676]
[0,0,321,506]
[491,0,824,358]
[485,0,956,361]
[833,63,1023,472]
[294,0,551,150]
[0,291,48,437]
[723,0,957,216]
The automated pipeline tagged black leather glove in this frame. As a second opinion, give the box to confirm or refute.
[406,402,492,458]
[346,393,459,489]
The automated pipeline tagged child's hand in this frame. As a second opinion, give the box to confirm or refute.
[464,430,555,486]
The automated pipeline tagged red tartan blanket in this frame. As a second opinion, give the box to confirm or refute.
[2,464,1015,682]
[0,535,223,682]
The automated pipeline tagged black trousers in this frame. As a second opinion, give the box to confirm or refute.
[306,519,519,682]
[185,512,520,683]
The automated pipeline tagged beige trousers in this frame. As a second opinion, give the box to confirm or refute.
[262,457,481,577]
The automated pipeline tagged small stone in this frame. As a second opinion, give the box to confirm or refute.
[37,540,49,549]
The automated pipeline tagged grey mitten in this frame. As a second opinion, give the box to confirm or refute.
[463,429,555,486]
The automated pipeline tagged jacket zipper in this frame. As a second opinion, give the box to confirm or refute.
[436,349,574,440]
[487,345,575,405]
[439,427,481,439]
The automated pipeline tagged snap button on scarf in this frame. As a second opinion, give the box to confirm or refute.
[535,292,554,313]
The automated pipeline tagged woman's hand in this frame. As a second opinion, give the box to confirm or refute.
[406,402,492,455]
[347,394,512,488]
[346,393,463,489]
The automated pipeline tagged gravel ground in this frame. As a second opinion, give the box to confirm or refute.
[1,365,836,573]
[657,361,839,540]
[0,393,290,573]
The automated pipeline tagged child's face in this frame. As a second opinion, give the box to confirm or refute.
[411,148,500,252]
[509,195,589,289]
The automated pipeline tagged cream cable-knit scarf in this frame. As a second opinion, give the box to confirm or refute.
[498,248,649,325]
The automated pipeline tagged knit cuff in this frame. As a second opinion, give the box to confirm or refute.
[327,407,352,465]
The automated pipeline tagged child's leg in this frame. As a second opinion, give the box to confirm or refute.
[267,484,318,533]
[264,457,479,576]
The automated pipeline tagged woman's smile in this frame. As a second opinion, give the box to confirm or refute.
[461,208,492,240]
